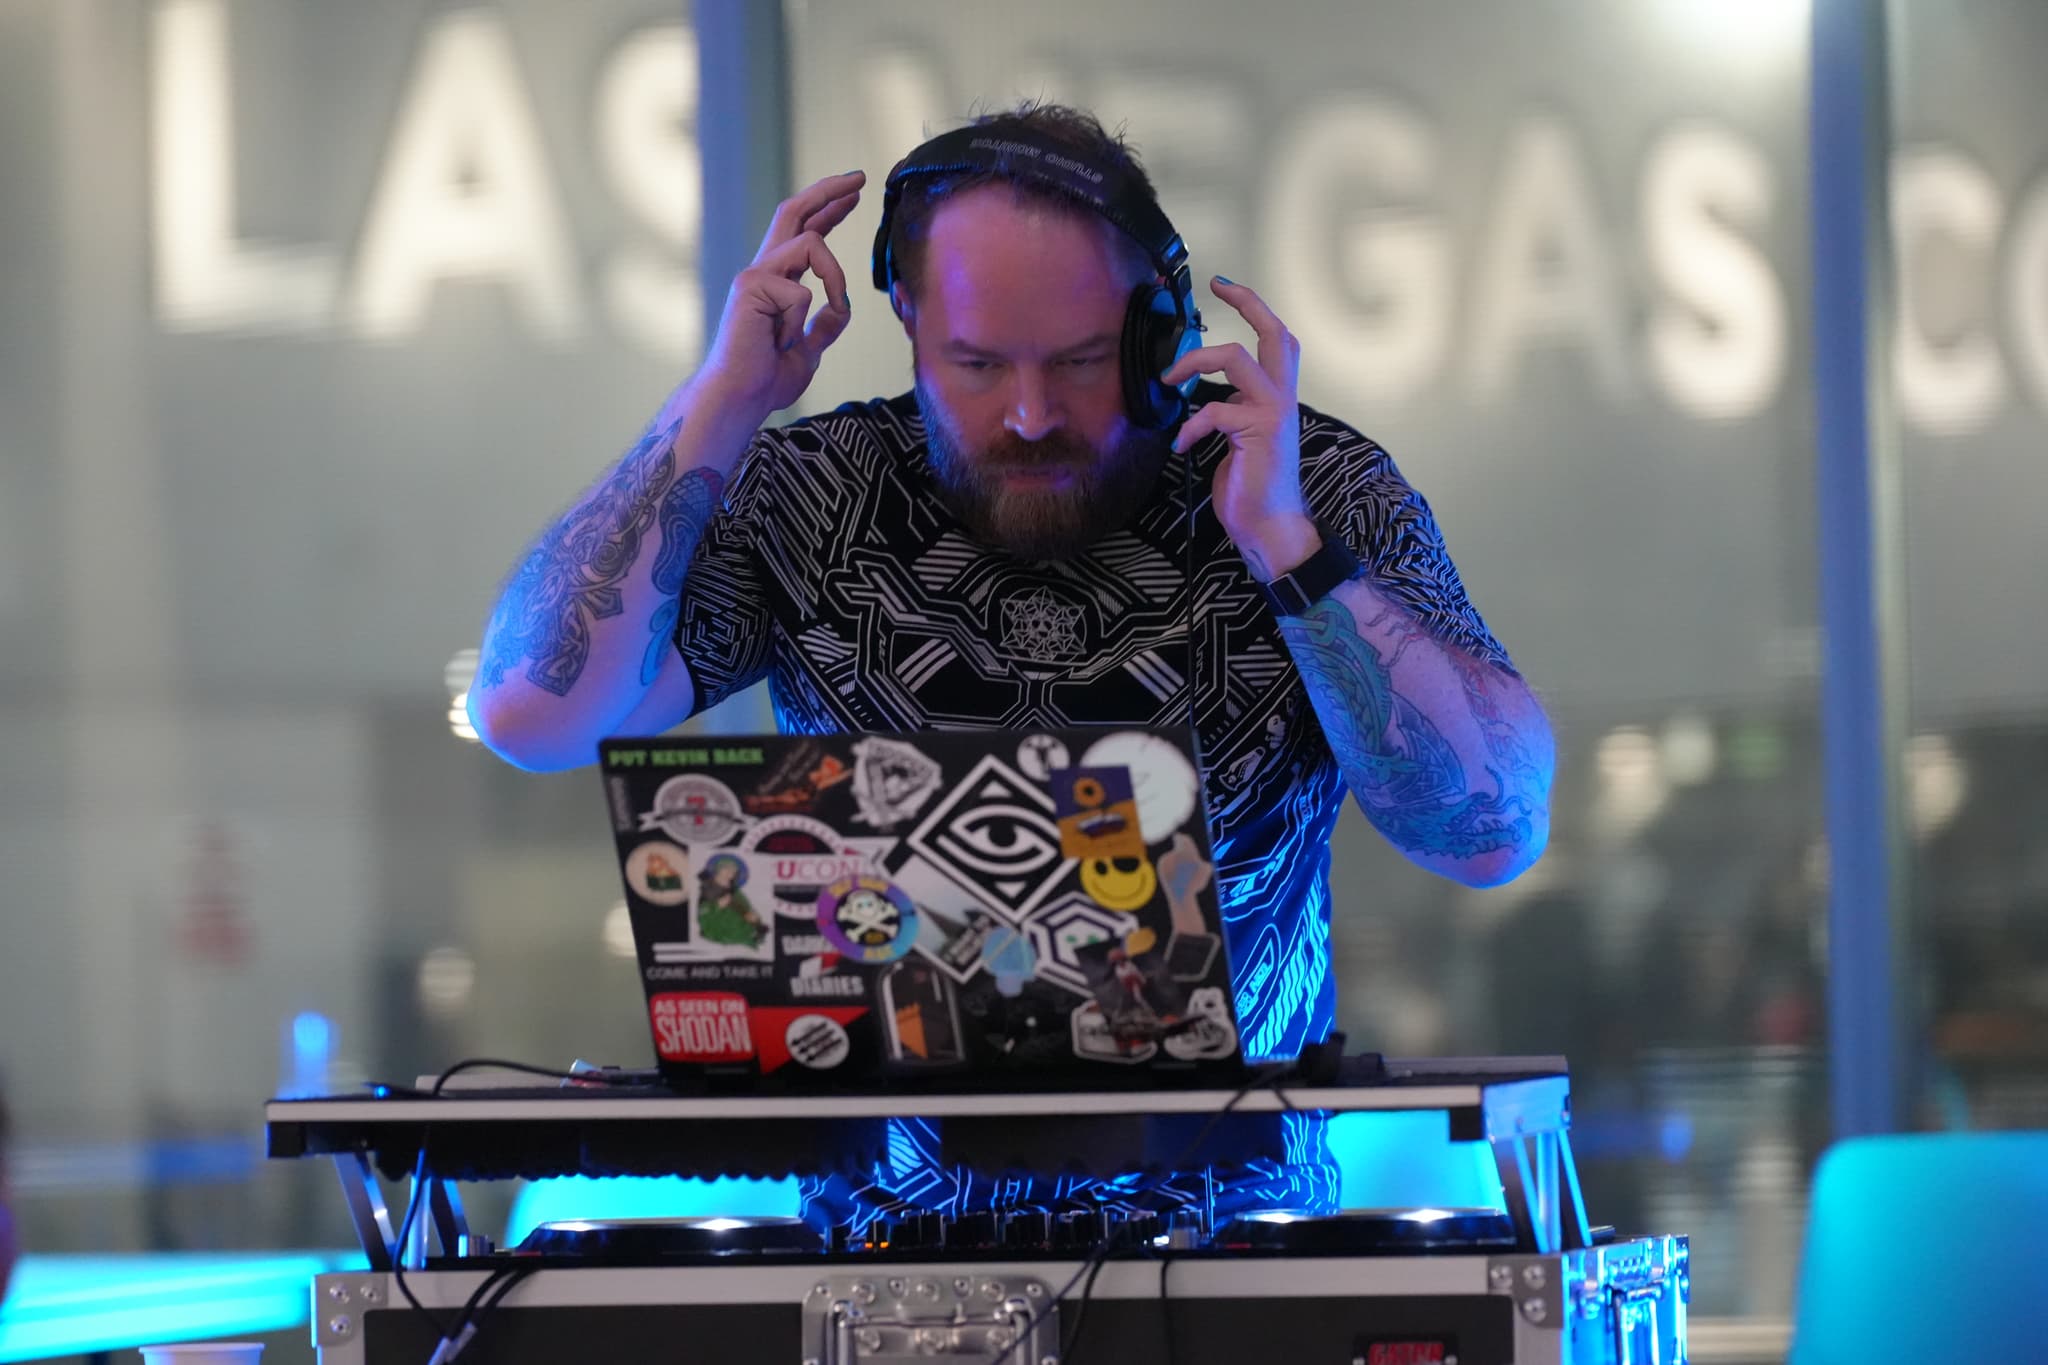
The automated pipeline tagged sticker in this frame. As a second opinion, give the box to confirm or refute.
[744,742,853,816]
[1157,832,1215,935]
[1071,1002,1156,1064]
[907,754,1072,917]
[932,908,998,976]
[691,853,773,960]
[1123,926,1158,957]
[850,738,943,829]
[1015,734,1071,782]
[816,875,920,963]
[783,1013,852,1069]
[1080,855,1157,912]
[1050,766,1146,860]
[1079,732,1200,843]
[882,959,965,1063]
[1162,987,1238,1061]
[1355,1340,1454,1365]
[1077,938,1170,1028]
[1164,929,1221,982]
[605,774,636,833]
[649,992,754,1063]
[982,922,1038,997]
[623,840,692,907]
[639,774,747,845]
[790,952,867,1000]
[1022,893,1130,994]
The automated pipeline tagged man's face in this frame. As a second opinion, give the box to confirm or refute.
[903,186,1172,561]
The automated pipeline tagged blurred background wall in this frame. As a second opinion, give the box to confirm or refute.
[0,0,2042,1357]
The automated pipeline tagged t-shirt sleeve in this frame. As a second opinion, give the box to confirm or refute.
[1297,408,1519,676]
[669,438,777,715]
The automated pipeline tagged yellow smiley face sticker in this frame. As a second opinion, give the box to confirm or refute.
[1081,855,1157,912]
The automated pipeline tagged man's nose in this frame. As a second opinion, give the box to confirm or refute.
[1004,370,1063,442]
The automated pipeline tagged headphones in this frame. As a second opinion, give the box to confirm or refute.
[871,126,1205,430]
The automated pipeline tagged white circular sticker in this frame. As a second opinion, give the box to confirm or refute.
[642,774,746,844]
[1015,734,1072,782]
[1080,732,1200,843]
[741,815,867,919]
[623,840,692,907]
[785,1013,851,1070]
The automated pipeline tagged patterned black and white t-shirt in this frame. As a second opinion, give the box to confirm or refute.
[674,384,1511,1064]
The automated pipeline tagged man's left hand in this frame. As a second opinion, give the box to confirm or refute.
[1159,276,1319,582]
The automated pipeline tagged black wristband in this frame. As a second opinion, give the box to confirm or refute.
[1257,517,1362,617]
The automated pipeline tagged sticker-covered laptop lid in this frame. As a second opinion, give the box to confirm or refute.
[599,729,1243,1091]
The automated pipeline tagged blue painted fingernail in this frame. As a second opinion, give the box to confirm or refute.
[841,292,852,311]
[1214,275,1236,286]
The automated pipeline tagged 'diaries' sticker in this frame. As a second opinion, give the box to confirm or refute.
[649,992,753,1062]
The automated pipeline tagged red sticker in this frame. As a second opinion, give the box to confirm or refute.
[750,1006,868,1073]
[649,992,754,1062]
[1363,1343,1449,1365]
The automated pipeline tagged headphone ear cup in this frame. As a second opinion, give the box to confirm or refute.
[1122,283,1192,429]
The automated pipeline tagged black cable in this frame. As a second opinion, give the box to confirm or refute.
[1158,1250,1179,1365]
[378,1057,646,1356]
[988,1059,1298,1365]
[391,1146,458,1341]
[1182,411,1204,769]
[432,1265,536,1364]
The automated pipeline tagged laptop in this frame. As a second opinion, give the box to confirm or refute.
[598,727,1245,1091]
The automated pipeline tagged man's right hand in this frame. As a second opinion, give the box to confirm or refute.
[699,170,866,421]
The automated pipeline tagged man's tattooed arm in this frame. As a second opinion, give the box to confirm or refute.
[1278,581,1553,887]
[639,465,727,686]
[477,417,683,697]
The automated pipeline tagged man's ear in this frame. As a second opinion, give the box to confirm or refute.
[891,283,916,340]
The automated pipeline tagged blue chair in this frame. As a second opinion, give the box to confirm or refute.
[1789,1131,2048,1364]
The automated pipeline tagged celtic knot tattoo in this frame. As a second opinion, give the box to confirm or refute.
[477,419,683,697]
[1279,595,1534,862]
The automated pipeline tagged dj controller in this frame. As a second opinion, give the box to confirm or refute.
[269,1060,1688,1364]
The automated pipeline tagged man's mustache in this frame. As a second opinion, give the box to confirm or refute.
[982,438,1095,471]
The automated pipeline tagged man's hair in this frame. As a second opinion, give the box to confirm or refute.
[886,101,1160,308]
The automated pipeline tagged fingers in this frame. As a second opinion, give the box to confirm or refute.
[1206,276,1301,388]
[754,230,852,316]
[801,188,863,240]
[1160,340,1276,399]
[1171,399,1261,454]
[796,290,856,364]
[759,170,866,257]
[748,275,814,352]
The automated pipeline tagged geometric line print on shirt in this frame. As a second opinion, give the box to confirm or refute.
[670,384,1513,1060]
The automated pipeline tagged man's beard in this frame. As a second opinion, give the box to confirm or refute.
[917,378,1172,562]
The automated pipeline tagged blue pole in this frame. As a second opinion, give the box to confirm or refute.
[1809,0,1912,1139]
[693,0,788,736]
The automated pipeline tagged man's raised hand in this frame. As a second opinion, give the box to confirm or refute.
[699,170,866,421]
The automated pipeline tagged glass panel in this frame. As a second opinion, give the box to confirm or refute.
[1889,0,2048,1127]
[786,0,1822,1331]
[0,0,701,1276]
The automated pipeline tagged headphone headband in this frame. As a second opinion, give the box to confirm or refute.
[870,126,1189,298]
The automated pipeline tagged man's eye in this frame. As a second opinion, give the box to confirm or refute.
[1063,355,1107,369]
[958,359,996,373]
